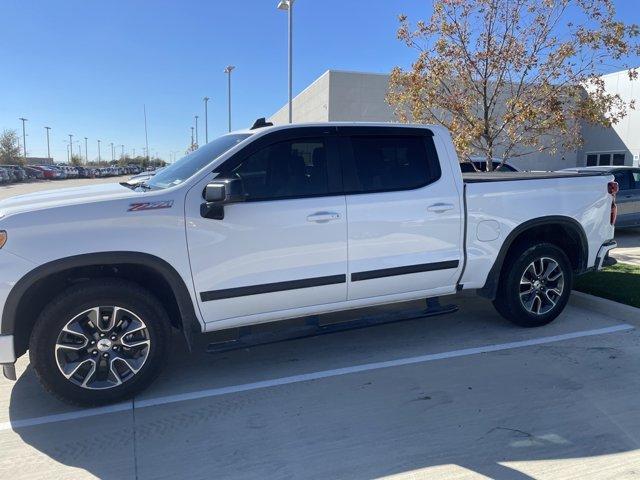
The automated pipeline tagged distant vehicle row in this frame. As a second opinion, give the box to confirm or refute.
[0,165,143,184]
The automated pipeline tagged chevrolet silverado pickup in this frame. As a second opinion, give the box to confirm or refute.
[0,122,618,405]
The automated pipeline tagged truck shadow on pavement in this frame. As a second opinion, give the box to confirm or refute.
[8,296,640,480]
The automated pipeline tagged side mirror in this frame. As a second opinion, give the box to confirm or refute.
[201,177,245,220]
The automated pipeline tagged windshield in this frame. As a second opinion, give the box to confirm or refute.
[146,133,251,189]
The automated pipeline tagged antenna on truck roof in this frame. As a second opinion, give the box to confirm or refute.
[250,117,274,130]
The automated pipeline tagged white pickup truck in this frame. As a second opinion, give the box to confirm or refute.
[0,122,618,405]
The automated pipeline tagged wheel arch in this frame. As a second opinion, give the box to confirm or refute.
[2,252,202,358]
[477,216,589,300]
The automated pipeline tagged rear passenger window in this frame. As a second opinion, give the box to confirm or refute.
[347,136,440,193]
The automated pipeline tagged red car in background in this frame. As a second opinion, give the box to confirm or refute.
[32,165,61,179]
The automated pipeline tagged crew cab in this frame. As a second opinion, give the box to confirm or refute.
[0,122,618,405]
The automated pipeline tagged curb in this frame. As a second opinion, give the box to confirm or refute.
[570,290,640,325]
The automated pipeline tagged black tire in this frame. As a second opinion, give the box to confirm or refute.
[29,279,172,406]
[492,242,573,328]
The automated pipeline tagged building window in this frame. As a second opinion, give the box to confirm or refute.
[585,152,626,167]
[613,153,626,165]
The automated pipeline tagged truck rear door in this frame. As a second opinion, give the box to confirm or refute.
[338,126,464,300]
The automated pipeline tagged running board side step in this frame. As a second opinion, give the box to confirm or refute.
[206,298,458,354]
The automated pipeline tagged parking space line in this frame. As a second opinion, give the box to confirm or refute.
[0,323,633,432]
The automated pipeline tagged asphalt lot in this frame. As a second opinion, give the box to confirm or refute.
[1,178,640,479]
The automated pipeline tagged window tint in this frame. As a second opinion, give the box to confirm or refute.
[233,138,329,200]
[348,135,439,193]
[614,171,632,190]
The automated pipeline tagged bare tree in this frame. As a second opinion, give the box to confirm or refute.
[388,0,640,170]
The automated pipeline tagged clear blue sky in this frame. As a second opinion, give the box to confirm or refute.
[1,0,638,163]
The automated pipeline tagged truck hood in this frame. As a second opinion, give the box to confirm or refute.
[0,182,142,217]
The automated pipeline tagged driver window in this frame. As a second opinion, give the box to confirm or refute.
[232,138,330,200]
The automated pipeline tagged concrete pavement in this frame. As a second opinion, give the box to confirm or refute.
[612,228,640,265]
[1,294,640,479]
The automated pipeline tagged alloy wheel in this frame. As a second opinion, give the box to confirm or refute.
[519,257,565,315]
[54,306,151,390]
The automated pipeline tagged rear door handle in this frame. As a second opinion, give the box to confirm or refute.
[307,211,341,223]
[427,203,455,213]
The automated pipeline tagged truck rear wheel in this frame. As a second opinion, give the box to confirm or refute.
[493,243,572,327]
[29,279,171,406]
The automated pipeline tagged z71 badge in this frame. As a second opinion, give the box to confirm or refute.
[127,200,174,212]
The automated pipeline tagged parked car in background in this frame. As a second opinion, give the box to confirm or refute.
[563,165,640,228]
[24,167,45,180]
[76,166,95,178]
[3,165,28,182]
[460,158,518,173]
[33,165,61,179]
[0,167,10,183]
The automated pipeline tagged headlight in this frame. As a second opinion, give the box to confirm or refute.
[0,231,6,249]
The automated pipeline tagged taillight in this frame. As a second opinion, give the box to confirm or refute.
[608,181,618,225]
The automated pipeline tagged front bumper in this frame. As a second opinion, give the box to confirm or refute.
[595,240,617,271]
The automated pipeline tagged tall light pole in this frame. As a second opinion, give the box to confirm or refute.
[97,139,101,164]
[190,126,194,148]
[277,0,295,123]
[121,144,124,159]
[84,137,88,164]
[203,97,210,143]
[44,126,52,160]
[18,118,28,160]
[110,142,114,162]
[68,134,73,161]
[194,115,199,147]
[223,65,235,132]
[143,104,150,165]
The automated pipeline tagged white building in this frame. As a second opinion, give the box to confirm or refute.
[270,69,639,171]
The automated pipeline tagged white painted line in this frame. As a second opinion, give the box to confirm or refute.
[0,323,633,431]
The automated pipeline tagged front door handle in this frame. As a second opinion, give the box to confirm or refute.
[427,203,455,213]
[307,211,341,223]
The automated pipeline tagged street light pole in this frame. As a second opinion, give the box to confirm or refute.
[18,118,28,160]
[190,126,194,148]
[121,144,124,159]
[194,115,199,147]
[203,97,210,143]
[223,65,235,132]
[68,134,73,162]
[84,137,88,164]
[110,142,114,162]
[97,140,101,164]
[143,104,150,165]
[45,126,52,161]
[277,0,295,123]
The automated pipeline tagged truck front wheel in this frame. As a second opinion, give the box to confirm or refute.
[493,243,573,327]
[29,279,171,406]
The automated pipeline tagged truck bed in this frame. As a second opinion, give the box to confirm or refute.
[462,171,608,183]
